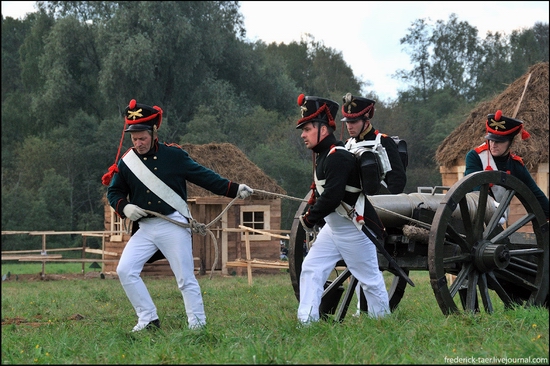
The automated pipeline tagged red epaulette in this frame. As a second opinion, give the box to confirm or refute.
[374,130,388,138]
[165,142,183,149]
[474,142,488,153]
[509,153,524,166]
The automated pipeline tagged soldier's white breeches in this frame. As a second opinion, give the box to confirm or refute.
[117,211,206,328]
[297,212,390,323]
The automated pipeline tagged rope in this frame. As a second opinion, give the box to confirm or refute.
[138,189,422,279]
[371,205,433,230]
[252,189,307,202]
[141,195,241,279]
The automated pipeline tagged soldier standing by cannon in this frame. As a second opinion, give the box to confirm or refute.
[340,93,408,317]
[294,94,391,325]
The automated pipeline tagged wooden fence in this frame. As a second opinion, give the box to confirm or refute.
[2,226,290,282]
[225,225,290,285]
[1,231,120,279]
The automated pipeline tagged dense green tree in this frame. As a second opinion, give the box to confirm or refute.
[2,15,33,97]
[96,1,245,134]
[266,40,312,96]
[532,21,549,61]
[474,31,513,99]
[180,78,243,145]
[19,12,55,95]
[37,0,119,22]
[396,14,481,101]
[264,35,362,100]
[234,41,300,118]
[509,23,549,77]
[34,16,102,128]
[394,18,432,101]
[430,14,481,101]
[37,168,72,231]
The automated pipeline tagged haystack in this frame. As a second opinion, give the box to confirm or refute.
[180,142,286,197]
[436,62,549,171]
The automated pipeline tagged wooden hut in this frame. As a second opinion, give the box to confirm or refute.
[102,142,287,276]
[435,62,549,225]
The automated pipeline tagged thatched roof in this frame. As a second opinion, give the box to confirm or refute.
[180,143,286,198]
[435,62,549,170]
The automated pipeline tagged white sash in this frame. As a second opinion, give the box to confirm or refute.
[122,149,192,219]
[478,150,507,202]
[477,149,508,223]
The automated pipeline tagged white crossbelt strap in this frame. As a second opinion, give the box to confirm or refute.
[122,149,192,219]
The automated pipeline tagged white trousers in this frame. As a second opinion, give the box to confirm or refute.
[297,212,390,323]
[116,211,206,329]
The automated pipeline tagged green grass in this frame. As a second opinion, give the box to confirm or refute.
[1,267,548,364]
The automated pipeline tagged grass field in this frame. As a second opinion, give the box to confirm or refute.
[1,263,548,364]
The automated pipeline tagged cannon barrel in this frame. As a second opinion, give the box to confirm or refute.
[368,192,497,227]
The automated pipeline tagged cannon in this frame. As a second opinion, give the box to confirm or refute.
[288,171,549,320]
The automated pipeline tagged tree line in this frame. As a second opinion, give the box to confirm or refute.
[2,1,548,250]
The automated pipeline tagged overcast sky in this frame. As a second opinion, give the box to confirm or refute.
[2,1,549,101]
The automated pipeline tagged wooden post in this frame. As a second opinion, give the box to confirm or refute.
[512,73,532,118]
[198,204,206,275]
[41,234,47,279]
[244,229,252,285]
[221,210,228,275]
[235,229,242,276]
[81,236,87,274]
[101,234,105,273]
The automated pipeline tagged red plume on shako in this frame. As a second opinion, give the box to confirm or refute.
[297,93,306,106]
[101,99,164,186]
[295,94,339,130]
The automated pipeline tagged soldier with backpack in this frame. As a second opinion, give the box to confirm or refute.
[342,93,407,195]
[295,94,390,325]
[341,93,408,317]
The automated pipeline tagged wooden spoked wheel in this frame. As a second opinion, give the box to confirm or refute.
[428,171,549,315]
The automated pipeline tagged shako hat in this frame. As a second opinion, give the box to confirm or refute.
[295,94,339,129]
[485,110,530,142]
[101,99,164,186]
[340,93,375,122]
[124,99,163,132]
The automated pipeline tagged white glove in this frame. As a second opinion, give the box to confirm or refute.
[237,184,253,199]
[493,201,508,226]
[299,215,317,247]
[123,204,147,221]
[299,215,314,234]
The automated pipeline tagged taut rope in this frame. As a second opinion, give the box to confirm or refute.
[140,189,420,279]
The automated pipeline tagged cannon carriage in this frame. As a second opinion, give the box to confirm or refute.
[288,171,549,321]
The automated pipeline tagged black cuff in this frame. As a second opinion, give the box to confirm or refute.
[303,214,314,228]
[118,200,130,218]
[227,182,240,198]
